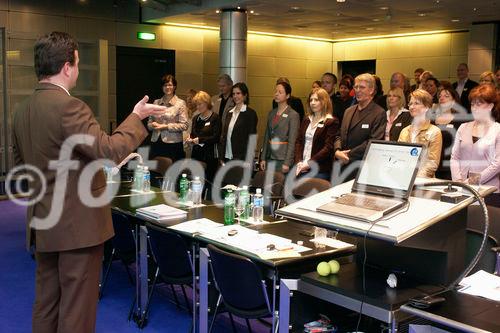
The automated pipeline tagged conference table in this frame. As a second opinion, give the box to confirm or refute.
[110,181,356,331]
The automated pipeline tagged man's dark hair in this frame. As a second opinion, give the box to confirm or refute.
[322,72,338,84]
[34,31,78,81]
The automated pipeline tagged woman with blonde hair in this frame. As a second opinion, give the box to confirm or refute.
[479,71,496,87]
[385,87,412,141]
[294,88,339,180]
[398,89,443,178]
[187,90,221,182]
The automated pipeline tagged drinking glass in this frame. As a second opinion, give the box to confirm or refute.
[235,196,245,224]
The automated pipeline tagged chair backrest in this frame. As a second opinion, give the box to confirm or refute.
[251,170,285,197]
[291,178,331,199]
[207,244,271,317]
[153,157,173,175]
[467,205,500,243]
[147,226,193,283]
[111,211,136,264]
[466,228,499,275]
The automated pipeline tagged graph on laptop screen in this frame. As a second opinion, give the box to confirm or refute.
[356,142,422,191]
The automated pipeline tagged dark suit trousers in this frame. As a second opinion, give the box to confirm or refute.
[33,244,104,333]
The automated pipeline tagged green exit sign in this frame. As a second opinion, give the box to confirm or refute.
[137,32,156,41]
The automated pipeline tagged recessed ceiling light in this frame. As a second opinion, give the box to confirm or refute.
[418,13,426,17]
[366,27,374,31]
[291,6,300,10]
[473,7,477,11]
[237,6,241,9]
[451,19,460,22]
[379,6,389,10]
[215,9,220,13]
[372,18,380,22]
[253,12,260,16]
[337,0,346,2]
[250,10,254,14]
[435,0,440,3]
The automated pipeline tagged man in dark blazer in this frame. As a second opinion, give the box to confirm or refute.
[452,63,478,112]
[334,73,387,180]
[12,32,166,333]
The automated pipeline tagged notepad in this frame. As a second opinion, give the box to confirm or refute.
[168,218,221,234]
[136,204,187,221]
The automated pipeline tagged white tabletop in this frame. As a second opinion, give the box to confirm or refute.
[276,179,495,243]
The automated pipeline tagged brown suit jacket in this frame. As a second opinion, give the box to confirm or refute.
[12,83,147,252]
[294,115,339,174]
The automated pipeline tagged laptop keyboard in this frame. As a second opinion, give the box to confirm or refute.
[334,194,398,211]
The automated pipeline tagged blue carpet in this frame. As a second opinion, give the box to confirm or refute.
[0,200,269,333]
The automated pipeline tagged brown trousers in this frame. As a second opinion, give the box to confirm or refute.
[32,244,104,333]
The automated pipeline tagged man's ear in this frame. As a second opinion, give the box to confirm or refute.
[61,62,71,78]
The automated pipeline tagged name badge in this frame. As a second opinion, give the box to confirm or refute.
[282,113,288,118]
[318,123,324,128]
[446,124,454,129]
[362,124,369,129]
[395,123,402,127]
[205,122,210,126]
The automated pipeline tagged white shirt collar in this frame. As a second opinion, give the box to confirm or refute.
[386,108,408,119]
[229,104,247,113]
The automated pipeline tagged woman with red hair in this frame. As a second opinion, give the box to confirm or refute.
[450,84,500,207]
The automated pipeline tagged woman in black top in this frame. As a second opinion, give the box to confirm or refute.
[187,91,221,182]
[333,78,353,125]
[431,86,466,179]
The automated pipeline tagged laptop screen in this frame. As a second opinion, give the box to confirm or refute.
[353,140,423,198]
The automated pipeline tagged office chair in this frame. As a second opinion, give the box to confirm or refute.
[140,225,194,329]
[465,228,500,275]
[290,177,331,201]
[207,244,274,333]
[467,205,500,244]
[99,211,136,299]
[251,170,285,216]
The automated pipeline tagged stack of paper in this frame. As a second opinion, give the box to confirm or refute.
[168,218,221,234]
[136,204,187,221]
[458,270,500,301]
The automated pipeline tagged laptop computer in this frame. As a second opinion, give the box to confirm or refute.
[317,140,423,222]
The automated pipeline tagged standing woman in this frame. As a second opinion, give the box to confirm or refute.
[187,91,221,182]
[148,74,188,161]
[260,82,300,174]
[220,82,258,162]
[451,85,500,207]
[385,87,412,141]
[333,78,353,124]
[294,88,339,180]
[398,89,443,178]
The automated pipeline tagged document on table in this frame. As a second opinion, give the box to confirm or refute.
[458,270,500,301]
[310,237,355,250]
[136,204,187,221]
[168,218,222,234]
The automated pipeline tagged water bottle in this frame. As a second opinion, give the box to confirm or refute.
[239,185,250,220]
[191,176,202,205]
[134,165,143,191]
[142,166,150,192]
[179,173,189,202]
[224,190,235,225]
[252,188,264,223]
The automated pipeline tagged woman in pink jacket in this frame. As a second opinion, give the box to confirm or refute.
[450,84,500,207]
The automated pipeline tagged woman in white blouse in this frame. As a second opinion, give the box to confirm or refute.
[451,84,500,207]
[294,88,339,180]
[148,74,188,161]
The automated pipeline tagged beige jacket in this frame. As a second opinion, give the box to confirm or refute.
[149,95,188,143]
[398,120,443,178]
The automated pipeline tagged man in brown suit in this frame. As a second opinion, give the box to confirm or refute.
[12,32,166,333]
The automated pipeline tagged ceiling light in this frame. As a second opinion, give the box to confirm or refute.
[250,10,254,14]
[372,18,380,22]
[291,6,300,10]
[215,9,220,13]
[451,19,460,22]
[435,0,440,3]
[337,0,346,2]
[379,6,389,10]
[418,13,426,17]
[237,6,241,9]
[473,7,477,11]
[366,27,374,31]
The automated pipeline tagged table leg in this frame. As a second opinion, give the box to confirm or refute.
[279,279,298,333]
[192,242,199,332]
[199,247,209,333]
[133,225,149,326]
